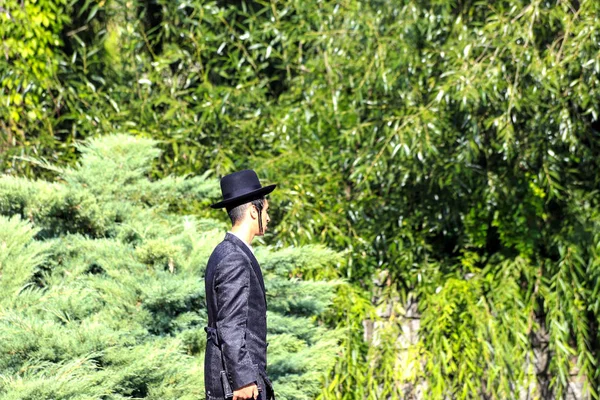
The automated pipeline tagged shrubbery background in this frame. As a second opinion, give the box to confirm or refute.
[2,0,600,398]
[0,136,341,399]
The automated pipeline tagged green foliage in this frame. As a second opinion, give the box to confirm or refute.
[0,136,342,399]
[3,0,600,398]
[0,0,70,156]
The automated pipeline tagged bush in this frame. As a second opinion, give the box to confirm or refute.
[0,135,342,400]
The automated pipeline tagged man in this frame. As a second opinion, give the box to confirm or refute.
[204,169,276,400]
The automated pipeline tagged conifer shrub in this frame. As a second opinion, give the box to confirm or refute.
[6,0,600,396]
[0,135,342,399]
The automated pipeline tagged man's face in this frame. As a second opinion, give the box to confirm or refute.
[258,199,270,235]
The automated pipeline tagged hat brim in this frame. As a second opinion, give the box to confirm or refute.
[210,184,277,209]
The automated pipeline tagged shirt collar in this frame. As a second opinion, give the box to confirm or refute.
[227,231,254,254]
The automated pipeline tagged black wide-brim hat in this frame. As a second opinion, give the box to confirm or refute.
[210,169,276,209]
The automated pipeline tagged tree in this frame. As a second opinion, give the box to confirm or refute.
[3,0,600,398]
[0,135,341,400]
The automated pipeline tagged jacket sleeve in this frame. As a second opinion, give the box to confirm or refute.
[214,252,258,390]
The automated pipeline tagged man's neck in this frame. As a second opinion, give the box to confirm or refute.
[230,225,254,246]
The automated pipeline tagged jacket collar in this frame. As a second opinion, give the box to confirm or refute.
[227,231,254,254]
[224,233,266,299]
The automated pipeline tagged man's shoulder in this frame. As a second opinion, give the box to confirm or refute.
[207,237,249,267]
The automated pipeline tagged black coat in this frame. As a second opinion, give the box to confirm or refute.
[204,233,274,400]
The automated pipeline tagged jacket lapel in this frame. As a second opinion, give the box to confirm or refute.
[224,233,266,301]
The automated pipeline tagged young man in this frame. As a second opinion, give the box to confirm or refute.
[204,169,276,400]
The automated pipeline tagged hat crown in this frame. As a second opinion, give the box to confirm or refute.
[220,169,262,200]
[211,169,276,209]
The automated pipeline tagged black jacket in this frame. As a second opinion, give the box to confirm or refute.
[204,233,273,399]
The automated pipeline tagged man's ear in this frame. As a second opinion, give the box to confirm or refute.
[248,204,258,220]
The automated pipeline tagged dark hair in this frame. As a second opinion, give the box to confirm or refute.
[227,197,265,226]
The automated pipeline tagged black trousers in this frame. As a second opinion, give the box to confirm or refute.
[257,383,275,400]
